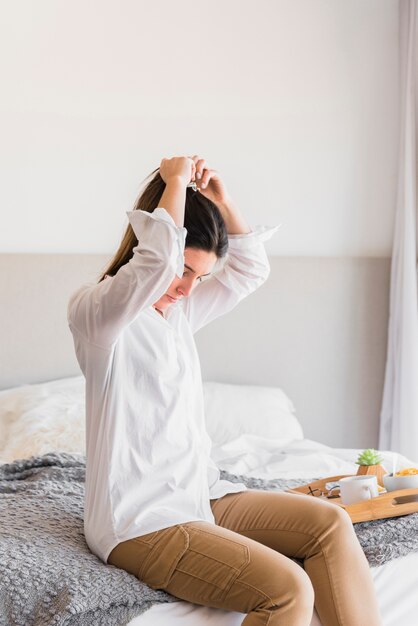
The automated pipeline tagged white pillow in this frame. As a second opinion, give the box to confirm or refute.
[202,381,303,446]
[0,376,86,463]
[0,376,302,462]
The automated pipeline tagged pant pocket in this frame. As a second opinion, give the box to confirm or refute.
[169,523,250,602]
[138,524,189,589]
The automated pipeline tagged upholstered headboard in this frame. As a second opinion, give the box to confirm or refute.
[0,254,390,449]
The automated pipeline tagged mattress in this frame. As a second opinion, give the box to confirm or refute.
[1,376,416,625]
[125,438,418,626]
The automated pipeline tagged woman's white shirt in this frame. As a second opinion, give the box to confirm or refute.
[67,207,279,563]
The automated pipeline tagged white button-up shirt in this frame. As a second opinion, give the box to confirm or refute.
[67,207,278,563]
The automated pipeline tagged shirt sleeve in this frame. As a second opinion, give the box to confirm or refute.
[67,208,187,348]
[181,224,280,334]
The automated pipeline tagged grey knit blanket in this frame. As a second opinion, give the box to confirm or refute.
[0,454,417,626]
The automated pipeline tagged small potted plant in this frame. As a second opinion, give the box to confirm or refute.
[356,448,387,487]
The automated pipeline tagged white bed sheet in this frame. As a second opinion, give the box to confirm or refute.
[125,438,418,626]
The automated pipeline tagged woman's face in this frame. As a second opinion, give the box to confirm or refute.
[153,247,218,311]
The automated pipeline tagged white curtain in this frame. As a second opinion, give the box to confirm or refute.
[379,0,418,463]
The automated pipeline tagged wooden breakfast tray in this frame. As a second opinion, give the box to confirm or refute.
[286,475,418,523]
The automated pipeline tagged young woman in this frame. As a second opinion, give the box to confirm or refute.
[68,155,381,626]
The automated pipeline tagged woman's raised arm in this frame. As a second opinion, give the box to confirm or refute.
[67,157,196,349]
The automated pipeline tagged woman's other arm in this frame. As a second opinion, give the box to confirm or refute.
[182,159,279,333]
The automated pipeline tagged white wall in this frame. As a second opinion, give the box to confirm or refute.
[0,0,399,257]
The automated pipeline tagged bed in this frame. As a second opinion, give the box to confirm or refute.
[1,375,418,626]
[1,252,417,625]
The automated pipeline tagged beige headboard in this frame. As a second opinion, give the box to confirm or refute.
[0,254,390,449]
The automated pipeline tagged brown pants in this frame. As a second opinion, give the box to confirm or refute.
[107,490,381,626]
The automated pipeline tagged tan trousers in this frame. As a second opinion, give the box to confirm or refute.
[107,490,382,626]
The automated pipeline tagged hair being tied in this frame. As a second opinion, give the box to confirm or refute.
[98,168,229,282]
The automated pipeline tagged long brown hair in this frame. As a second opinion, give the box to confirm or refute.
[98,169,228,282]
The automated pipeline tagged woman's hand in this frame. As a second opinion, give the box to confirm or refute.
[190,154,251,235]
[159,156,196,186]
[190,155,232,207]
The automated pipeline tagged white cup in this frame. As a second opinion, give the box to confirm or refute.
[338,475,379,505]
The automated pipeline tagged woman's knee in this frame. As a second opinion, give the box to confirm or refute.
[265,561,314,616]
[326,501,356,537]
[310,497,353,534]
[307,499,358,556]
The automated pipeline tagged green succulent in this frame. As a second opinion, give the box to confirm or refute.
[356,448,383,466]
